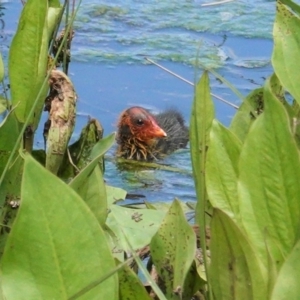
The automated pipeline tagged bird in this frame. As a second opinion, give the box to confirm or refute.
[116,106,189,161]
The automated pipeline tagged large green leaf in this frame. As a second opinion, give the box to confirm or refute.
[238,74,300,266]
[107,205,165,251]
[271,239,300,300]
[150,199,196,299]
[206,120,242,222]
[272,1,300,104]
[190,71,214,223]
[9,0,49,128]
[210,209,267,300]
[0,155,118,300]
[189,71,214,296]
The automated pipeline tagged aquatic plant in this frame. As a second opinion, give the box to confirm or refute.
[0,0,300,299]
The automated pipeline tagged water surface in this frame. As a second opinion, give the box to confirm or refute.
[1,0,278,203]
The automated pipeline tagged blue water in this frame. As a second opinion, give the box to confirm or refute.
[73,0,275,67]
[0,0,278,203]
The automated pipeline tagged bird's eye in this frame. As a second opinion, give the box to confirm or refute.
[136,119,144,126]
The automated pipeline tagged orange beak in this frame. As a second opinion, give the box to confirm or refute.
[150,122,167,138]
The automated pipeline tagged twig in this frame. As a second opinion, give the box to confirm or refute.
[67,148,80,173]
[144,57,239,110]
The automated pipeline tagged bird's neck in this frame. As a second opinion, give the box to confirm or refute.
[117,135,158,161]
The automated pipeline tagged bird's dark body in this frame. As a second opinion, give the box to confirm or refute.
[155,109,189,155]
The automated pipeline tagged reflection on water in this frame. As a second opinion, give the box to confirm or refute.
[104,148,195,203]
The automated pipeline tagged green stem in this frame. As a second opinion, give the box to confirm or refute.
[68,258,133,300]
[48,0,68,55]
[63,0,70,74]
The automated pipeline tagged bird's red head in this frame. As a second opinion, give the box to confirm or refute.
[117,106,167,143]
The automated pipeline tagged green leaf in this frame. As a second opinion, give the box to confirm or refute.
[210,209,267,300]
[189,70,214,295]
[279,0,300,17]
[182,260,206,299]
[69,133,115,190]
[47,7,63,41]
[206,120,242,222]
[265,233,285,296]
[0,97,8,114]
[107,205,165,251]
[78,165,107,227]
[118,262,152,300]
[230,88,263,142]
[59,119,104,179]
[106,185,126,207]
[0,111,20,176]
[0,52,4,82]
[0,154,23,259]
[238,75,300,266]
[0,111,20,148]
[290,100,300,149]
[9,0,49,127]
[69,133,115,226]
[150,199,196,299]
[189,71,214,225]
[0,155,118,300]
[49,0,61,7]
[0,112,23,226]
[272,1,300,104]
[271,239,300,300]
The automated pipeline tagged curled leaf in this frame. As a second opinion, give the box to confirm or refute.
[44,70,77,174]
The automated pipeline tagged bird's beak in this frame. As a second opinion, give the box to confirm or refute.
[151,122,167,138]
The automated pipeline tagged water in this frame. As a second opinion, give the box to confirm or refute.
[0,0,278,203]
[73,0,275,67]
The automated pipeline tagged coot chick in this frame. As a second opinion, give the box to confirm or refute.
[116,106,189,161]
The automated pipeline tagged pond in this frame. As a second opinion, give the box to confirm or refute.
[1,0,275,203]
